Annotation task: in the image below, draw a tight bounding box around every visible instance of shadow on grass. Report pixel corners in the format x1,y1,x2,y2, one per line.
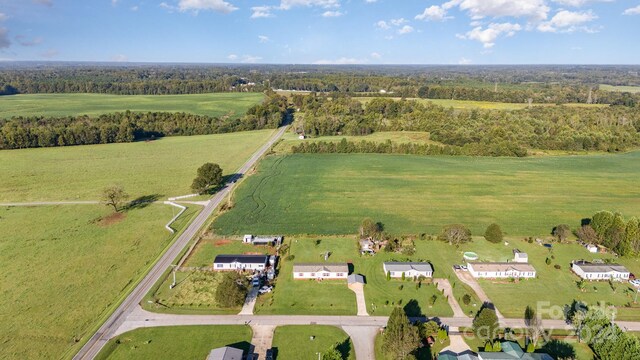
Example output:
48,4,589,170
404,299,423,317
124,194,164,211
202,174,244,195
336,337,353,360
541,339,576,359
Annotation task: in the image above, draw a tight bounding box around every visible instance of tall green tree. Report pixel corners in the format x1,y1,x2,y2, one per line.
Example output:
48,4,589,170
626,217,640,255
606,212,626,250
484,223,504,243
215,272,248,308
524,306,543,346
438,224,472,246
473,307,499,343
322,345,343,360
591,211,615,243
552,224,572,242
191,163,223,194
383,307,420,360
359,218,383,239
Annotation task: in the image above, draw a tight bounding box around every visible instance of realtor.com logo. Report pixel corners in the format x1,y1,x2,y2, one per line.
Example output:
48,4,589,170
463,301,622,345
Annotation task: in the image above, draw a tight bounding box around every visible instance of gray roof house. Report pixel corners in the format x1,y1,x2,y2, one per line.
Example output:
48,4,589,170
293,263,349,279
571,260,630,280
206,346,244,360
383,262,433,278
347,273,365,285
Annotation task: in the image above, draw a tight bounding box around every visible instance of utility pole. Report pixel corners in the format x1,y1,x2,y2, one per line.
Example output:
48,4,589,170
169,264,177,289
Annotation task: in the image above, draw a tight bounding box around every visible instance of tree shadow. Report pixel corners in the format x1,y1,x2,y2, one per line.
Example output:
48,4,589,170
203,173,243,195
404,299,424,317
124,194,163,211
541,340,576,359
336,337,352,360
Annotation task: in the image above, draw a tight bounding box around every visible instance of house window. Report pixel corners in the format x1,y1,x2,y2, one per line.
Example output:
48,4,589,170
337,273,344,277
323,273,330,277
216,264,223,268
298,273,304,277
258,265,264,268
311,273,315,277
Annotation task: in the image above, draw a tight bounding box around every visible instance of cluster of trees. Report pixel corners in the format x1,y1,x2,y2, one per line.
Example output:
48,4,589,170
0,94,287,149
215,272,249,308
438,224,472,246
294,96,640,155
381,307,421,360
575,211,640,257
191,163,223,194
571,306,640,359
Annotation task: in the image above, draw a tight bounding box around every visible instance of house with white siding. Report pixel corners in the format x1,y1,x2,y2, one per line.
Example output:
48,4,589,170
467,262,536,279
383,262,433,278
213,255,269,271
293,263,349,279
571,261,630,281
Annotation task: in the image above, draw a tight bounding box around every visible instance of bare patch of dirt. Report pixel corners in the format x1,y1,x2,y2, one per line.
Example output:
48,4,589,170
96,212,126,227
214,240,232,247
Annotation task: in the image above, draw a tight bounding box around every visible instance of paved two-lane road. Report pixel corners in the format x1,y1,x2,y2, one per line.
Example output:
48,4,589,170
73,126,288,360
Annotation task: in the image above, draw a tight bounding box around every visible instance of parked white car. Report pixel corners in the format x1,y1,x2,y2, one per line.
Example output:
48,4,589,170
629,279,640,287
258,286,273,294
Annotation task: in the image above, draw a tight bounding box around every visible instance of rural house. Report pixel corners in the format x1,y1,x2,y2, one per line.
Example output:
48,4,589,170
467,262,536,279
213,254,269,271
383,262,433,278
243,234,283,246
293,263,349,279
206,346,244,360
571,261,630,281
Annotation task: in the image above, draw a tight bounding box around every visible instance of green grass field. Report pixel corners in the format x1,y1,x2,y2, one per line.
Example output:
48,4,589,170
0,204,197,359
95,325,252,360
600,84,640,94
0,93,264,119
272,326,356,360
212,153,640,237
0,130,274,201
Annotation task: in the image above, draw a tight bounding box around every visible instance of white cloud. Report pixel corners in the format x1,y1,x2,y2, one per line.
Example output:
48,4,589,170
227,54,238,60
322,10,343,17
375,20,390,29
160,2,176,11
0,28,10,49
553,0,612,7
460,22,521,48
241,55,262,63
313,57,367,64
397,25,414,35
0,13,8,22
279,0,339,10
40,48,59,58
623,5,640,15
390,18,408,26
111,54,128,62
537,10,597,32
370,52,381,59
131,5,139,11
415,5,450,21
15,35,43,46
251,6,274,18
364,0,376,2
258,35,270,43
111,0,118,5
458,57,472,64
446,0,549,21
177,0,238,14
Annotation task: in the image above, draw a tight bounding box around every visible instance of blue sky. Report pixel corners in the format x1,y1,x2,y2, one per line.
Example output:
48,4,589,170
0,0,639,64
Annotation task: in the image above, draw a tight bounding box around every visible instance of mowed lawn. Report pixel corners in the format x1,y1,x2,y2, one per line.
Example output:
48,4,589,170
0,93,264,118
0,130,274,201
212,152,640,237
95,325,252,360
0,204,197,359
272,326,356,360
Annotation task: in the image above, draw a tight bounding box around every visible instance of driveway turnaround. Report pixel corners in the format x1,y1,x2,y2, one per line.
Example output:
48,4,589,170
73,126,288,360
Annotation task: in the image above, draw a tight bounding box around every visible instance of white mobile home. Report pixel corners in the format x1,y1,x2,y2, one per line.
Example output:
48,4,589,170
467,262,536,279
383,262,433,278
293,263,349,279
213,255,269,271
571,261,630,281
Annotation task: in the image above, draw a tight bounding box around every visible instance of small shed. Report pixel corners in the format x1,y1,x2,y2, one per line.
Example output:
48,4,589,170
586,244,598,253
207,346,244,360
512,249,528,263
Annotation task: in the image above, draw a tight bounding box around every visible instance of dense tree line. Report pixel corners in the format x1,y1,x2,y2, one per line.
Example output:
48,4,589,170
571,307,640,359
293,96,640,154
0,94,288,149
576,211,640,257
2,64,639,104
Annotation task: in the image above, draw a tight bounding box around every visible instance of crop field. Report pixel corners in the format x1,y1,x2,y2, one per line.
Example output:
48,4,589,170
600,84,640,94
95,325,252,360
213,152,640,237
271,325,355,360
0,93,264,119
0,204,197,359
0,130,274,202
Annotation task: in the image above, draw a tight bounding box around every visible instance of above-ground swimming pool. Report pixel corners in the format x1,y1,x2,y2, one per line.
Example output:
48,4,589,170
463,251,479,261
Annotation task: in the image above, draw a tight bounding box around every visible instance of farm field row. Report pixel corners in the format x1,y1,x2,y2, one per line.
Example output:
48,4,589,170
0,92,264,119
0,204,198,359
212,152,640,237
0,130,275,202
